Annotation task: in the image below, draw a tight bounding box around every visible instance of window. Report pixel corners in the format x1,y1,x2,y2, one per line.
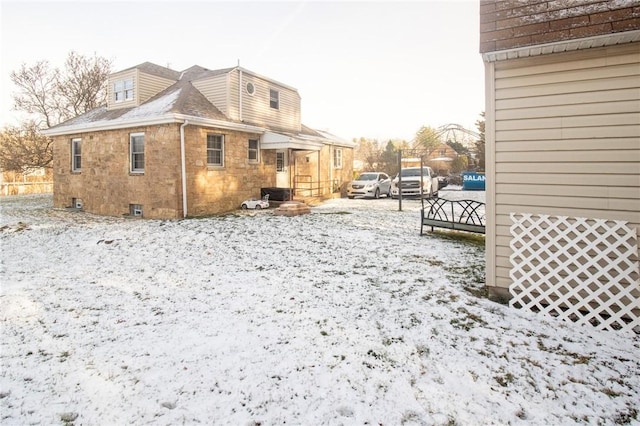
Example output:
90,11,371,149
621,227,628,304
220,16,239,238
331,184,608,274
439,149,446,156
114,78,134,102
333,148,343,169
248,139,259,162
130,133,145,173
276,151,286,172
71,138,81,172
207,134,224,166
269,89,279,109
130,204,143,217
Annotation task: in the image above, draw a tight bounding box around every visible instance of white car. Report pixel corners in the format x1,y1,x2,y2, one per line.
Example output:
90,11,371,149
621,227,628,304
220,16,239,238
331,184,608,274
347,172,392,199
241,195,269,210
391,166,439,198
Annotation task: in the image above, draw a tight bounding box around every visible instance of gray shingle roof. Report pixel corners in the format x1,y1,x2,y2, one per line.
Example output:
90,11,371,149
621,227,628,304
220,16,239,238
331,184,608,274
45,63,345,145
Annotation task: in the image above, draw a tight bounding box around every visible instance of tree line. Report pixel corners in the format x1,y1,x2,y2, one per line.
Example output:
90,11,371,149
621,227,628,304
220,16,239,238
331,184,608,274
353,118,485,178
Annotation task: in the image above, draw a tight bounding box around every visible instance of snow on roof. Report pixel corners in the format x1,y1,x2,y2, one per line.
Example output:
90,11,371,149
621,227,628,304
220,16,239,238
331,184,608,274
119,89,181,120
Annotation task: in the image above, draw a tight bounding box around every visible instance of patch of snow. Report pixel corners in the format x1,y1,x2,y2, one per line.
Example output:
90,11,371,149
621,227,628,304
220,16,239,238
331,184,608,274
0,193,638,425
119,89,181,120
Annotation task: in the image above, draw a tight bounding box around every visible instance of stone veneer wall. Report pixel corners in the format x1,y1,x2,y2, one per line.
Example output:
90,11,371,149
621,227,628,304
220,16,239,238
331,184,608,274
480,0,640,53
53,123,278,219
53,124,182,219
185,126,275,216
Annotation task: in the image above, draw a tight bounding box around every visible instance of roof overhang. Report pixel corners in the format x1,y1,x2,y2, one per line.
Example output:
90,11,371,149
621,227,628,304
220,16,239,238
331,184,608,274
41,113,354,154
41,113,266,137
261,132,324,151
482,29,640,62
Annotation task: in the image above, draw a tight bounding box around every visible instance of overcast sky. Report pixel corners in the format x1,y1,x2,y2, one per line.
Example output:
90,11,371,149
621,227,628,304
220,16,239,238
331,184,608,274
1,0,484,142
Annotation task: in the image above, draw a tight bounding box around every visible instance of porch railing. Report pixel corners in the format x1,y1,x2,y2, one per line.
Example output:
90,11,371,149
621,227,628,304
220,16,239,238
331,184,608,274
293,175,341,198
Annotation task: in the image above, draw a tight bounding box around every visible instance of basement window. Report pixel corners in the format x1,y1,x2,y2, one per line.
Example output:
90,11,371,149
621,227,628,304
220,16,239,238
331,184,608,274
72,198,83,210
129,204,143,217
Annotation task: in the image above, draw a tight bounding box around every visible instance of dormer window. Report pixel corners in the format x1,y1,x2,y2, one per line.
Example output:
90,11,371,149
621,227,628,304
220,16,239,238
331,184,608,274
114,78,134,102
269,89,279,109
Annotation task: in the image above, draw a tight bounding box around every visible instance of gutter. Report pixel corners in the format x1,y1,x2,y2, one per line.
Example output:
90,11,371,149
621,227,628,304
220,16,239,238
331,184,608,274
41,113,266,137
180,120,189,218
482,29,640,62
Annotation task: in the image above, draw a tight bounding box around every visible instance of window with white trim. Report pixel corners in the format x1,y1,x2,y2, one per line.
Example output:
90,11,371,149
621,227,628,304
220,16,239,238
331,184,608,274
333,148,343,169
207,134,224,166
248,139,259,162
114,78,134,102
130,133,145,173
71,138,81,172
269,89,279,109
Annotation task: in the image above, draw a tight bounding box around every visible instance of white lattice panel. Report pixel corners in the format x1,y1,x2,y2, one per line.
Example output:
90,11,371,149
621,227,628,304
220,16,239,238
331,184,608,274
509,213,640,332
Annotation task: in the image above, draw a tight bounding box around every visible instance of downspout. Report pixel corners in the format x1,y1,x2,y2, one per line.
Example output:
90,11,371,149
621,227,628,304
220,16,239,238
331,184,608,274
238,66,243,122
180,120,189,218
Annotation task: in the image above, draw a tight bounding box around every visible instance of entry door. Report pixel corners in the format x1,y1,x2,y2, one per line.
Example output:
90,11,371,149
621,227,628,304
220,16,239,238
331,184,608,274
276,150,289,188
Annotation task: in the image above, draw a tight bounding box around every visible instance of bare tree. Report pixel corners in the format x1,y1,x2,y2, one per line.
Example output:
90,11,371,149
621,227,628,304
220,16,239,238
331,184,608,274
10,60,62,128
56,51,111,118
0,121,53,172
11,51,112,128
5,51,112,172
356,137,383,170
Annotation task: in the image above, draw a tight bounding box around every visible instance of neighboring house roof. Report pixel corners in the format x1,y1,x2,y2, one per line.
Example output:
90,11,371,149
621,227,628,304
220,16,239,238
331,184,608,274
42,63,351,150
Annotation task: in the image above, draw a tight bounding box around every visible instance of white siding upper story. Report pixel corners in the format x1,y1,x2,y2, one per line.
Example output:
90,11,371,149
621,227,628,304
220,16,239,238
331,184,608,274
486,42,640,289
138,72,177,104
106,69,138,110
203,68,301,133
107,69,177,111
192,73,229,116
106,65,302,134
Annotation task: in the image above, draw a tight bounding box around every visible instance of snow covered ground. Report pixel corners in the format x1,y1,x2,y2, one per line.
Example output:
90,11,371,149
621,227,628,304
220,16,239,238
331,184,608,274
1,192,638,425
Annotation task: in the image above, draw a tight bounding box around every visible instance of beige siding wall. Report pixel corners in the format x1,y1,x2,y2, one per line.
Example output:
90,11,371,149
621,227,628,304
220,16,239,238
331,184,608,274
229,70,301,133
192,69,302,133
487,42,640,290
192,74,229,116
108,69,177,110
106,69,138,111
138,72,177,104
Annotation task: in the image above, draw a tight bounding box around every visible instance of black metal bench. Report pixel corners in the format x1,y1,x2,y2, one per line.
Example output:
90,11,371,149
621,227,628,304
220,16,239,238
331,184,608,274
420,197,486,235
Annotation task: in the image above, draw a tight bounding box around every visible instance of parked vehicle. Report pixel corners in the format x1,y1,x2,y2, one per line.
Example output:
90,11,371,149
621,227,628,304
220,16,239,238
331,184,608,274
391,166,439,198
241,195,270,209
347,172,392,199
437,175,449,189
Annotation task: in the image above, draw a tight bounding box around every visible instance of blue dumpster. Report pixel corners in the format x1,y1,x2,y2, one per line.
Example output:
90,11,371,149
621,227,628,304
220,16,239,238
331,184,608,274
462,172,485,191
